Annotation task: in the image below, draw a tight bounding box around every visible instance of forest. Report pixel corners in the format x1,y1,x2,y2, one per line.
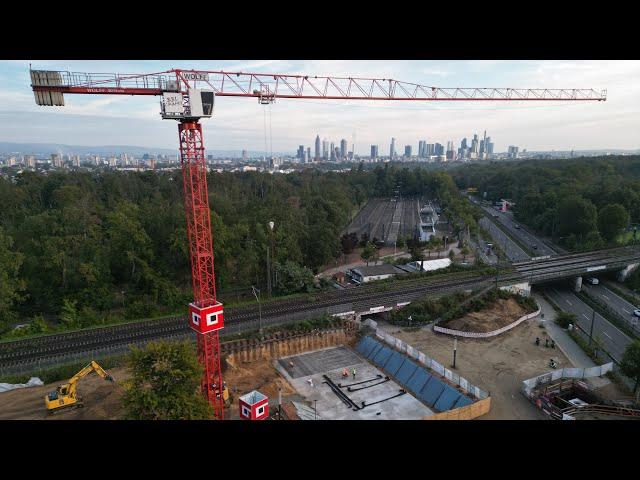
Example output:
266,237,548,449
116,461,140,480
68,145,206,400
451,156,640,251
0,163,472,335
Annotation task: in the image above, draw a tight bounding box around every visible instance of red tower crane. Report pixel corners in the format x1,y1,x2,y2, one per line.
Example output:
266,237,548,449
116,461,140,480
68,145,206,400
29,67,607,420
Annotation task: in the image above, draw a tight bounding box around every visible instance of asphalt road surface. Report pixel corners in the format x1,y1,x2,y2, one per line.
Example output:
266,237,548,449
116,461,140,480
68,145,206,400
478,217,530,262
481,205,557,257
582,282,640,332
545,287,632,363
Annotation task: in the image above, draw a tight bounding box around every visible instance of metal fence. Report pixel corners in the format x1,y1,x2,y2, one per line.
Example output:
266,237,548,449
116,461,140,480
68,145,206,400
521,363,614,396
374,329,489,400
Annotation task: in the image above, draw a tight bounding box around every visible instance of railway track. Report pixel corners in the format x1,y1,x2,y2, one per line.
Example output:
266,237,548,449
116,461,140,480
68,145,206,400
0,271,507,369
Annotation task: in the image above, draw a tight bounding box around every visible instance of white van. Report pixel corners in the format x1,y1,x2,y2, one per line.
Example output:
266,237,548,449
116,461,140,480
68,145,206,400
586,277,599,285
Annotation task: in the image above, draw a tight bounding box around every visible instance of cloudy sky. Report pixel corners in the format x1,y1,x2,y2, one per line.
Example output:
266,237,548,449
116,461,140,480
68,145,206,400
1,60,638,154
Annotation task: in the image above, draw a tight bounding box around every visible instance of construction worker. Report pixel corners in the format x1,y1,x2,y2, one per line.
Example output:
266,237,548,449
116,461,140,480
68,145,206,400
307,378,314,388
535,337,540,346
545,338,549,348
342,368,349,378
551,340,555,349
352,368,357,380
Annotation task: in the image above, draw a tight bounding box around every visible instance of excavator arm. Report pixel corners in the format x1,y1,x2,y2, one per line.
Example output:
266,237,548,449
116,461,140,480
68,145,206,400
45,361,114,412
65,361,114,398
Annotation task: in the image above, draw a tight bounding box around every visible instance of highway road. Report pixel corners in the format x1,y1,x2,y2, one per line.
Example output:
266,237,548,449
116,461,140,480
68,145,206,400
544,287,632,363
481,205,557,257
478,217,530,262
582,282,640,332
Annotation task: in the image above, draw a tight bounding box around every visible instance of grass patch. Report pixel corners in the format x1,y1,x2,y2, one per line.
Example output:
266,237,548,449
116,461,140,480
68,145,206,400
0,355,127,385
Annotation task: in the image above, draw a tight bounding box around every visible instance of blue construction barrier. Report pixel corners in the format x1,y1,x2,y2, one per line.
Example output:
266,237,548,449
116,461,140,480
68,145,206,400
453,395,474,409
366,342,383,360
382,351,405,377
405,368,432,395
356,337,377,359
355,336,476,413
395,358,419,385
418,377,446,407
434,385,462,412
372,346,393,368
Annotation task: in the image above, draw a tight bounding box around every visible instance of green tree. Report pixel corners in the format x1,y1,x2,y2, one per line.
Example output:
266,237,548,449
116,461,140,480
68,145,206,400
597,203,629,242
0,227,25,330
59,298,80,328
557,195,598,241
122,340,213,420
361,242,376,265
555,311,577,329
274,261,315,294
620,340,640,394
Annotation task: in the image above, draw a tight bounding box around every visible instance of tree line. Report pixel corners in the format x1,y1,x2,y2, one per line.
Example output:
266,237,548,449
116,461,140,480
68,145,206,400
0,164,477,335
450,156,640,251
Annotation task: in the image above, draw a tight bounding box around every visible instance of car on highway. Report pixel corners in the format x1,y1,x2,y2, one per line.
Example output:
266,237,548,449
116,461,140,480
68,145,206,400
514,224,521,229
531,244,538,250
634,309,640,318
586,277,599,285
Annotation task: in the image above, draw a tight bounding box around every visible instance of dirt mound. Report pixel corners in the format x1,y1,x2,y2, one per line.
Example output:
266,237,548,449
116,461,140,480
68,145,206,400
440,298,528,333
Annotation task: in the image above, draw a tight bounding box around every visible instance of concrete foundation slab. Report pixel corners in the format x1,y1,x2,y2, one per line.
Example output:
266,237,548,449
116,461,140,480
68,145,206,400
278,346,434,420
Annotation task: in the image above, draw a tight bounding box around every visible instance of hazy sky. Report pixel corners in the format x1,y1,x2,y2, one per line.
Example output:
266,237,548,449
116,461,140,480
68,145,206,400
1,60,638,154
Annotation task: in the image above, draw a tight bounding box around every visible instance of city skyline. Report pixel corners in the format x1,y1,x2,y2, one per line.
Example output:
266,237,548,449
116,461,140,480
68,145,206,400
0,60,638,153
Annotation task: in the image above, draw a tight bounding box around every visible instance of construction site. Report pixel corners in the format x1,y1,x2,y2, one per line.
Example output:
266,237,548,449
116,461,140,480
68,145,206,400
3,65,631,422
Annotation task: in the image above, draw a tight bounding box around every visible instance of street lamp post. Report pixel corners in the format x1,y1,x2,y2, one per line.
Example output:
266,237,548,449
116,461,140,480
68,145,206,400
267,221,275,297
452,336,458,369
588,308,596,346
252,285,262,334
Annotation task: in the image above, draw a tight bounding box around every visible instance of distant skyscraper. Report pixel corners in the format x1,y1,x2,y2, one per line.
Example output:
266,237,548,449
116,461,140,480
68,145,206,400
334,146,340,161
435,143,444,156
508,146,519,159
307,147,311,162
471,134,479,154
315,135,321,161
371,145,379,158
340,139,348,160
50,153,62,168
425,144,434,157
297,145,304,160
322,139,329,160
404,145,412,158
390,137,396,159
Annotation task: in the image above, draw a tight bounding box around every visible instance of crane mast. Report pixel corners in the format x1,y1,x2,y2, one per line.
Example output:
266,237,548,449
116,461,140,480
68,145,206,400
29,66,606,421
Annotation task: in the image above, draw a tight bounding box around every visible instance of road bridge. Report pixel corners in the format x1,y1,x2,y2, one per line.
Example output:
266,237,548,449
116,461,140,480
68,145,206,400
513,246,640,286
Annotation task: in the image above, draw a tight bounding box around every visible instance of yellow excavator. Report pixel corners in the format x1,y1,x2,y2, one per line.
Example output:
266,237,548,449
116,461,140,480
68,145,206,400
44,361,115,414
